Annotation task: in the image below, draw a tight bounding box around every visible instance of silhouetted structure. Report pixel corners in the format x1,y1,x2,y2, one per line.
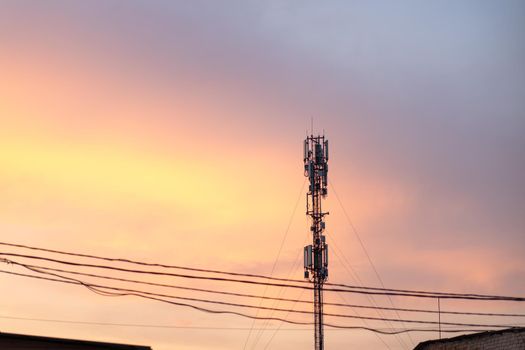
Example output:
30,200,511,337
414,328,525,350
0,332,152,350
303,134,329,350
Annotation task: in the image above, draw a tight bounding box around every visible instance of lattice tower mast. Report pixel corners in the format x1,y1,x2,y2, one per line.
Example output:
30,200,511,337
303,134,329,350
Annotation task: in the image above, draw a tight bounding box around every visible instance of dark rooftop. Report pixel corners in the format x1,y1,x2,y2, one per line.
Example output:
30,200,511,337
0,332,152,350
414,327,525,349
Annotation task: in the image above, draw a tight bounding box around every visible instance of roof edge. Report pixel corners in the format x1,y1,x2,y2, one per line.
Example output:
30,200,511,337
414,327,525,349
0,331,152,350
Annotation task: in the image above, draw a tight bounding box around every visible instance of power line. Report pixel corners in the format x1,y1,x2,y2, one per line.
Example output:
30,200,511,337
2,252,523,301
330,179,416,347
2,268,326,327
0,267,518,330
262,289,307,350
251,232,311,349
1,314,508,335
0,315,286,330
0,241,283,281
1,242,523,301
328,239,405,349
6,259,521,319
243,179,305,350
331,281,394,350
327,233,408,349
255,237,308,349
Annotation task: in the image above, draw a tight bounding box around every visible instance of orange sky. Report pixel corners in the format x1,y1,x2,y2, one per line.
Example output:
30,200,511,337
1,2,524,350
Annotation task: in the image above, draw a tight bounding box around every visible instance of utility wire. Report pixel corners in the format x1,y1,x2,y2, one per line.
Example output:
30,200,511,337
3,314,517,333
0,315,310,330
5,259,520,319
1,269,321,327
243,179,305,350
2,253,523,301
0,267,518,329
332,280,393,350
251,232,310,349
328,240,399,349
257,232,313,350
327,233,409,349
262,289,307,350
330,179,416,347
1,242,523,301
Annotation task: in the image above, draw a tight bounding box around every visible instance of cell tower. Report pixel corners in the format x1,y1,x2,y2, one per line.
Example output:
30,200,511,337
303,134,329,350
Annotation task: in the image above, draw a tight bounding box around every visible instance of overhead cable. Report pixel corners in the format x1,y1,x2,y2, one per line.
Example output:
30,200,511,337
2,252,524,302
0,268,517,330
1,242,523,301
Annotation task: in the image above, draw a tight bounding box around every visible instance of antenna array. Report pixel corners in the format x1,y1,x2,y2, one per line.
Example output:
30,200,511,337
303,134,329,350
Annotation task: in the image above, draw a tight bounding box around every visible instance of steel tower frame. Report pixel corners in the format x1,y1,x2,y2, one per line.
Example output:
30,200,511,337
303,134,329,350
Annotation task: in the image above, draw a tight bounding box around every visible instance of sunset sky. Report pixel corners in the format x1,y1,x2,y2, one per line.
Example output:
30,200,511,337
1,1,524,349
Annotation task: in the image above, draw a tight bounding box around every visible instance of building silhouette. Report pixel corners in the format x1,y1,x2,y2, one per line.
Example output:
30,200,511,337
414,328,525,350
0,332,152,350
